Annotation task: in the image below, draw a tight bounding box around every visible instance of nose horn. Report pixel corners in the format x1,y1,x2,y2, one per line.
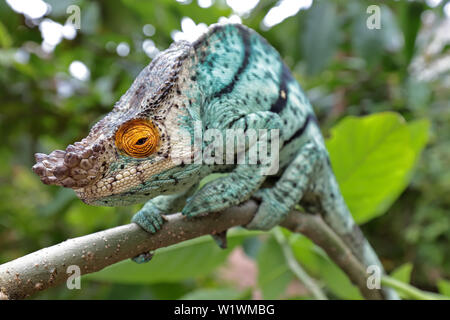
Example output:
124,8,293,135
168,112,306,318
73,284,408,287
32,145,98,189
32,150,65,186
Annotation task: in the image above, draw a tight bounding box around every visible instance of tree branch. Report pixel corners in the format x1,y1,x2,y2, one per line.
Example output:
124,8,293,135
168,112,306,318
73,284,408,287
0,200,384,300
273,227,328,300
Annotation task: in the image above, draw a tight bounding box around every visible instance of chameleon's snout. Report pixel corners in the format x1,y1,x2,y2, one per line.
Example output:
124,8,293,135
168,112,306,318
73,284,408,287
32,141,103,189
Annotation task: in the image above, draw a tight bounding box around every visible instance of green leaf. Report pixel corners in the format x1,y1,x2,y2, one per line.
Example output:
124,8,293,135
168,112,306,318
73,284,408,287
391,263,413,283
408,119,431,156
85,229,259,284
326,112,429,224
179,288,245,300
398,1,425,64
437,280,450,297
0,21,12,48
302,1,339,75
317,257,362,300
257,236,293,299
290,234,362,300
289,235,322,277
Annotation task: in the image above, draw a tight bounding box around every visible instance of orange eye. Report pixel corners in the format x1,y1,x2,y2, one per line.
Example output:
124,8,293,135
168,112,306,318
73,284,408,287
115,119,159,158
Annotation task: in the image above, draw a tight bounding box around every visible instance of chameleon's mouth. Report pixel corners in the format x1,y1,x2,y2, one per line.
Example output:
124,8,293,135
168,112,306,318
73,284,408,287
32,142,103,189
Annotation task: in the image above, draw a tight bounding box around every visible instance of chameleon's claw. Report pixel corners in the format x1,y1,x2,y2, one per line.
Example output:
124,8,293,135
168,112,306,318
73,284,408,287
132,205,164,234
211,230,228,249
132,251,154,264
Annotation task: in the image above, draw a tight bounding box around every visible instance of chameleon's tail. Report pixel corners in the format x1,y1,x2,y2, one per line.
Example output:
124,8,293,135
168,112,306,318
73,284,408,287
318,171,400,300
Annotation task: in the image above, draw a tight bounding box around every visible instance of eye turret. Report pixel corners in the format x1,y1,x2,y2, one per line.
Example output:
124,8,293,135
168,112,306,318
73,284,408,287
115,119,159,158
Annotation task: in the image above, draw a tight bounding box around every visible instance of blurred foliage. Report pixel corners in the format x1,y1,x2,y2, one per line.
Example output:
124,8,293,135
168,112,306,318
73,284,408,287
0,0,449,299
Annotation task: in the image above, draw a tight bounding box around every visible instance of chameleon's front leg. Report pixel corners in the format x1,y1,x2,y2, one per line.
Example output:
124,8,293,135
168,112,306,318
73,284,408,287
245,142,323,230
182,164,266,217
130,184,198,263
132,183,199,233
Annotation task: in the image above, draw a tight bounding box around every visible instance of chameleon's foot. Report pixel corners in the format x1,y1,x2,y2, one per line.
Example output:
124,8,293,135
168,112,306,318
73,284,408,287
132,251,154,264
246,188,289,231
131,204,163,264
211,230,228,249
132,203,164,234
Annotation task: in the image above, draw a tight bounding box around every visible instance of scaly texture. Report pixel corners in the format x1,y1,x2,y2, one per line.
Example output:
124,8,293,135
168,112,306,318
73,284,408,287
32,24,398,299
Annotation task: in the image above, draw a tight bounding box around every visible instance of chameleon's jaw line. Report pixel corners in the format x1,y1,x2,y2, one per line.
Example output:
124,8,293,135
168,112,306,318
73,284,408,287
32,141,104,189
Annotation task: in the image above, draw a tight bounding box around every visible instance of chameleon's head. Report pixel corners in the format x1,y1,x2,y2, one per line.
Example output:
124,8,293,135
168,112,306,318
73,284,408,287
32,41,200,206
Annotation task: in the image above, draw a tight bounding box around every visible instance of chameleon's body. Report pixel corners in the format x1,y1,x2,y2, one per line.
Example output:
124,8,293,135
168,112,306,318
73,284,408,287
33,24,397,299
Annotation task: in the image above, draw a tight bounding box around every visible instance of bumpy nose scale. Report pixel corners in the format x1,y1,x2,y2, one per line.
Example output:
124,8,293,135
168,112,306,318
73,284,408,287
32,141,102,189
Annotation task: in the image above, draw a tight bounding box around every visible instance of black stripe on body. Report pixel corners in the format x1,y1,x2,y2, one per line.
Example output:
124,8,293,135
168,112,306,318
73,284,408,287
270,63,291,114
213,28,251,98
284,113,318,145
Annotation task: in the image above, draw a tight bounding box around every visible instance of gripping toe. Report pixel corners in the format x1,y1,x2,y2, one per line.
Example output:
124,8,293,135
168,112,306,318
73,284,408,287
132,205,164,234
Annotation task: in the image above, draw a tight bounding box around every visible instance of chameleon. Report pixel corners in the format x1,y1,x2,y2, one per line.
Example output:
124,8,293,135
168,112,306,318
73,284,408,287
32,23,398,299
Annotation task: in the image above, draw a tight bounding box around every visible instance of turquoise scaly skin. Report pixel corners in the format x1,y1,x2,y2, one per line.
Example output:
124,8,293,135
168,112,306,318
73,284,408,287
32,24,398,299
